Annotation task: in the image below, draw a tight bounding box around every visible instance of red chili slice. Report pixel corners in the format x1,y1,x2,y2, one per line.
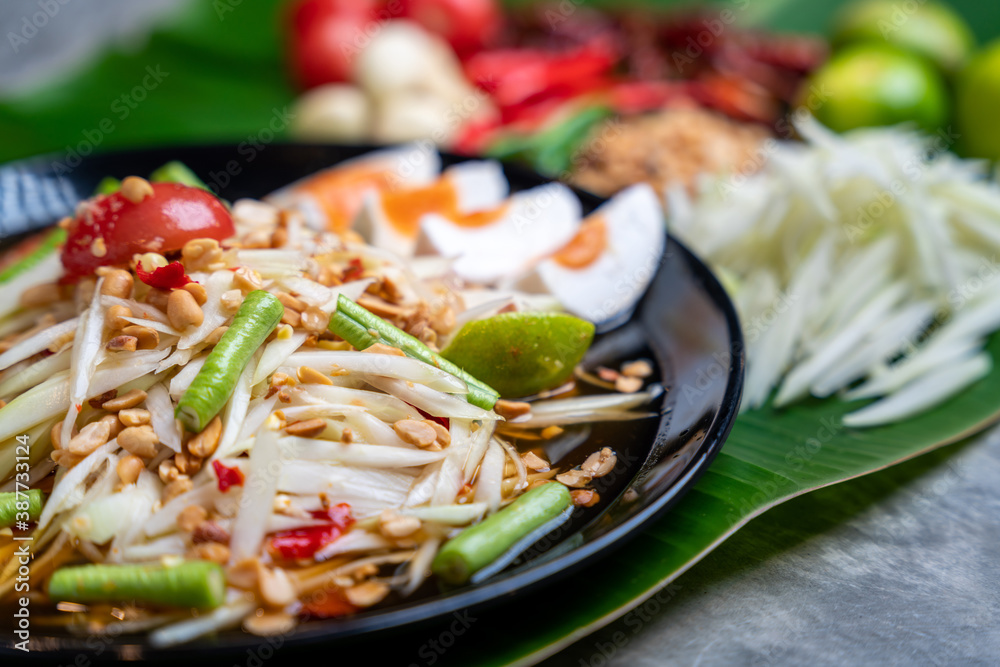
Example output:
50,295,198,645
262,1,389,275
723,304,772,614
135,261,194,290
211,460,245,492
268,503,354,560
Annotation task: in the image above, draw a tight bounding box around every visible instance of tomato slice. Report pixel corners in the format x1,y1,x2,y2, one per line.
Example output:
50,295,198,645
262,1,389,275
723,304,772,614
267,503,355,560
61,182,233,280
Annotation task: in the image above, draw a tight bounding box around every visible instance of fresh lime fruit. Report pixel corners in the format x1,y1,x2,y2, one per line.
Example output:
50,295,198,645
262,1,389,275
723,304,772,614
956,39,1000,161
805,43,950,133
831,0,975,74
441,312,594,398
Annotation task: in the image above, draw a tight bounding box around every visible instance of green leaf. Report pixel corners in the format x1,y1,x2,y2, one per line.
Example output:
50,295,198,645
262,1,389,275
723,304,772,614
0,0,294,164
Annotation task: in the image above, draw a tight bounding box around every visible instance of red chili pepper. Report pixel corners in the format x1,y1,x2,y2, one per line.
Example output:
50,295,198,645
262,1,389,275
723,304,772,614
135,261,195,290
268,503,354,560
341,258,364,282
211,460,245,492
465,40,617,110
452,117,503,155
607,80,693,115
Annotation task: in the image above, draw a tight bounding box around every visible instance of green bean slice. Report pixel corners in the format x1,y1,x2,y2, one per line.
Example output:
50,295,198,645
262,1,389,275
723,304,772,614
176,289,283,432
432,482,572,585
48,561,226,609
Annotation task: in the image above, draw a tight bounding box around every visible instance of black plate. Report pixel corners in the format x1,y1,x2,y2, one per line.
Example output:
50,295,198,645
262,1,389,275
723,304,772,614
0,144,744,662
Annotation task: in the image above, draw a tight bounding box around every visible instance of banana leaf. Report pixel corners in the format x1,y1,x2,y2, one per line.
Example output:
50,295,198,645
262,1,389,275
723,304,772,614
2,1,1000,664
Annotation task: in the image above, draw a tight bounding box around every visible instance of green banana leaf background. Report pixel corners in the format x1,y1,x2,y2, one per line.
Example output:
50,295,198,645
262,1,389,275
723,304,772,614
2,0,1000,664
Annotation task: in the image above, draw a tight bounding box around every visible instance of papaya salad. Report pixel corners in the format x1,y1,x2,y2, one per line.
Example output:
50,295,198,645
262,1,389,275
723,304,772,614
0,145,665,645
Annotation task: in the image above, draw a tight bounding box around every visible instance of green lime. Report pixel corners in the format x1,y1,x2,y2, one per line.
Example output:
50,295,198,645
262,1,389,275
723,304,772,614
805,43,950,133
441,312,594,399
832,0,975,74
956,39,1000,161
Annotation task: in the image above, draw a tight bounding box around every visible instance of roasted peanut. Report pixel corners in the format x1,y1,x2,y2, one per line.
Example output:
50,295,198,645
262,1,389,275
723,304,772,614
99,269,133,299
233,267,262,292
50,420,64,450
162,477,192,504
190,542,230,564
555,469,593,488
615,375,643,394
158,458,181,484
296,366,333,385
181,238,223,271
494,400,531,421
102,388,147,411
522,451,550,472
259,567,296,607
120,176,154,204
187,416,222,458
244,611,295,637
120,325,159,350
67,420,111,456
177,505,208,532
117,408,151,427
167,288,204,330
118,425,159,458
393,419,437,448
581,447,616,478
116,455,145,485
220,289,243,313
99,413,124,439
106,335,138,352
423,420,451,447
378,510,421,538
275,292,306,312
192,520,230,545
174,449,202,476
570,489,600,507
182,282,208,305
106,304,133,331
51,449,84,468
345,581,389,608
299,307,329,334
285,418,326,438
280,308,300,328
621,359,653,379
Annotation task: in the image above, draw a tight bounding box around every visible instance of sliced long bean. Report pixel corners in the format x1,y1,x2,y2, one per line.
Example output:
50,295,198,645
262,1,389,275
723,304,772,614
431,482,572,585
0,489,43,527
331,295,499,409
0,228,66,283
176,290,283,431
48,561,226,609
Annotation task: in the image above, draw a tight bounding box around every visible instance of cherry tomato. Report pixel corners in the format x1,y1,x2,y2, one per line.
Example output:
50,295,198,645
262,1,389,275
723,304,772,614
400,0,502,57
288,0,380,88
61,182,233,280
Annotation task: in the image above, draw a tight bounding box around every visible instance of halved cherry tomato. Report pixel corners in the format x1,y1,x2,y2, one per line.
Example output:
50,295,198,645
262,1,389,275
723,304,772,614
60,182,233,280
288,0,381,88
400,0,502,57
